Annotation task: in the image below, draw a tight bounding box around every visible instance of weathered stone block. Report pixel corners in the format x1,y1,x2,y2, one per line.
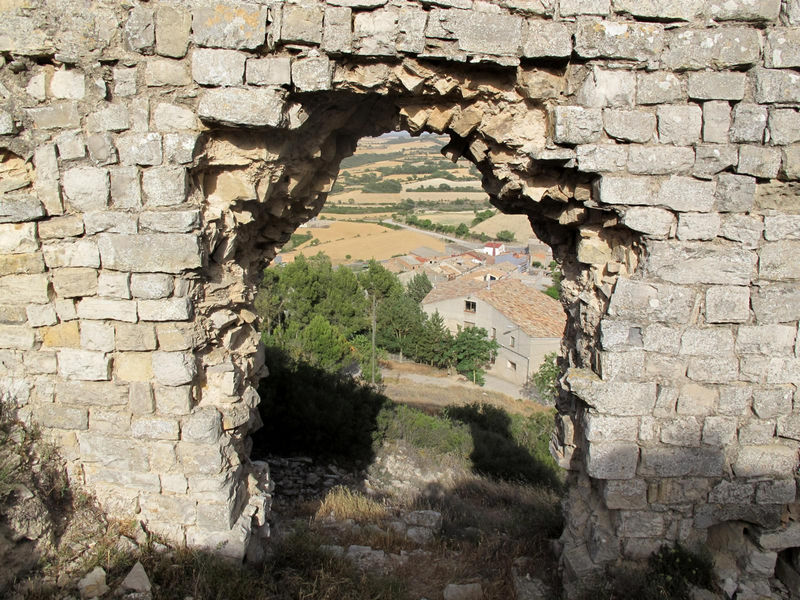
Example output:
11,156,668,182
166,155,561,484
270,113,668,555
27,102,81,130
86,133,119,167
152,351,196,386
657,105,702,146
561,0,609,15
662,28,762,70
603,109,654,143
680,328,734,356
720,213,764,247
733,445,797,478
577,68,635,108
575,20,663,61
116,323,157,352
62,167,109,212
0,273,49,304
38,215,84,240
125,6,154,53
156,6,191,58
154,385,192,416
708,0,781,21
768,109,800,146
621,207,675,238
715,173,755,212
730,104,767,144
636,71,683,105
566,368,656,415
613,0,702,21
79,433,148,471
0,324,34,349
144,59,191,87
164,133,199,165
80,321,115,352
765,215,800,241
58,348,111,381
688,72,746,101
603,479,647,510
608,278,694,323
646,241,756,285
51,268,97,298
291,56,333,92
586,442,639,479
553,107,602,145
110,167,142,210
192,3,267,49
153,104,197,133
702,416,737,446
446,10,523,57
116,352,154,382
523,20,571,58
113,67,137,98
756,479,796,504
677,383,719,415
142,167,187,207
0,253,45,276
0,223,38,255
246,57,291,86
42,240,100,269
706,285,750,323
0,195,45,224
702,101,731,144
754,68,800,103
99,234,201,274
138,298,192,322
760,241,800,280
576,144,627,173
677,213,720,241
131,416,179,440
130,382,154,415
139,210,199,234
116,133,163,167
130,274,173,300
686,356,740,383
38,404,88,430
694,145,738,179
176,442,224,475
98,272,131,300
658,176,716,212
77,298,138,323
752,387,793,418
156,323,193,351
198,88,287,128
182,409,222,444
192,49,245,87
280,3,324,45
640,447,726,477
628,145,695,174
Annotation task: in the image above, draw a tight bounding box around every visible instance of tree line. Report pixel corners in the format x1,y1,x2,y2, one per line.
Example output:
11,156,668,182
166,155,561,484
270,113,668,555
254,253,498,385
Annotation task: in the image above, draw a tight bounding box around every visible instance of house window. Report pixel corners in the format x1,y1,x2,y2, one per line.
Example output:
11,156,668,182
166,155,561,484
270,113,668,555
507,360,517,371
509,335,516,348
465,300,476,313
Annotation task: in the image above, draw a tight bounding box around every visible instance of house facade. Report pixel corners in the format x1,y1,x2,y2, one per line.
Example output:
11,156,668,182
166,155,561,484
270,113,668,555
421,277,565,387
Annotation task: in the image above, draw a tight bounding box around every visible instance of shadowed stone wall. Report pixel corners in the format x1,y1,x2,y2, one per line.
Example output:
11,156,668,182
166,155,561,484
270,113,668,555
1,0,799,593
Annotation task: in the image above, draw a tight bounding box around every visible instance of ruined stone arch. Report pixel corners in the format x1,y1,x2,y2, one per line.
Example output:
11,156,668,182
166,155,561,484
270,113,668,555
2,0,800,594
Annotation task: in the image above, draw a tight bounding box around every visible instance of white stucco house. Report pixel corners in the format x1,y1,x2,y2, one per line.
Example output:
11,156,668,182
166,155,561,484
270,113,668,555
421,277,565,387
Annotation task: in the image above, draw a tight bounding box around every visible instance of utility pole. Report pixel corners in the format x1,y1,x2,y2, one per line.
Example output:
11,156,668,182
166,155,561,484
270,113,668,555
371,294,377,385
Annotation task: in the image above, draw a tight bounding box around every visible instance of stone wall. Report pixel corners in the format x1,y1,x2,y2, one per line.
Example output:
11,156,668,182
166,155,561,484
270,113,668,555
1,0,799,592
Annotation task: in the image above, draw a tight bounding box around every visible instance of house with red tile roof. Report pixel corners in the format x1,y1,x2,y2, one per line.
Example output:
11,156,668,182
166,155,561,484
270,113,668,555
421,276,565,387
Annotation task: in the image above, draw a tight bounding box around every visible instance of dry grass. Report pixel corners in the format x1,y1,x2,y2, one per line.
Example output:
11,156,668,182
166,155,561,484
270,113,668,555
327,189,488,206
470,213,535,241
316,486,389,524
382,360,448,377
417,210,475,227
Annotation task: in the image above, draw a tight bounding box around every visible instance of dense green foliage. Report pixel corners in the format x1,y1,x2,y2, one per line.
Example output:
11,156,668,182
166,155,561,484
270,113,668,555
495,229,516,242
544,261,562,300
405,272,433,304
530,352,559,405
279,231,313,253
362,180,403,193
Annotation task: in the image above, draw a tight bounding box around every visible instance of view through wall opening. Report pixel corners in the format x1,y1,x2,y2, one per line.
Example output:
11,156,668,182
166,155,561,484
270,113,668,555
246,129,570,595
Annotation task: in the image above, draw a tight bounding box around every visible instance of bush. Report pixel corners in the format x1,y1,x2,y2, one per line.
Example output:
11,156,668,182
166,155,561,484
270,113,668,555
374,404,472,459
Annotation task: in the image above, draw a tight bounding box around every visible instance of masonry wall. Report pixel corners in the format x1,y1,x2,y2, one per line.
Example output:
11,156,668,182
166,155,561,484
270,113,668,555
1,0,799,593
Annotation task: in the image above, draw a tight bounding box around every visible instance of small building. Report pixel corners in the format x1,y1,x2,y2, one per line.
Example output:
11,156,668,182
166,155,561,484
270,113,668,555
421,276,565,387
481,241,505,256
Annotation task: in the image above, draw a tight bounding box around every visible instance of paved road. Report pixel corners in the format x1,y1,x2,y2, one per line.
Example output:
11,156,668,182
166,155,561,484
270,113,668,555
383,219,483,250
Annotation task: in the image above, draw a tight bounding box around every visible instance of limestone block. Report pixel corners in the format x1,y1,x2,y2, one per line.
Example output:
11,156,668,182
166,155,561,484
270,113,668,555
584,414,639,442
575,20,663,61
714,173,755,212
154,385,192,416
636,72,683,105
142,167,187,207
191,49,245,87
182,409,222,444
116,132,162,166
125,6,154,53
720,214,764,246
130,274,173,300
115,323,157,352
198,88,287,128
38,404,88,430
693,144,738,179
51,268,97,298
603,109,654,143
152,351,196,386
754,68,800,103
702,102,731,144
291,56,333,92
139,210,199,234
62,167,109,212
157,323,193,351
708,0,781,21
80,321,115,352
138,298,192,322
646,240,755,285
680,329,734,357
778,415,800,441
27,102,81,130
192,3,267,49
616,510,666,538
657,105,702,146
0,273,50,304
0,223,38,254
447,10,523,57
561,0,609,14
553,106,602,145
86,134,119,167
98,272,131,299
737,325,796,355
113,67,137,97
627,145,694,174
42,322,80,350
49,69,85,100
130,382,154,415
608,278,695,323
576,144,627,172
156,6,191,58
395,7,425,54
730,104,767,144
115,352,154,382
278,2,323,45
764,29,800,71
58,348,111,381
733,445,797,478
176,442,224,475
0,195,45,224
702,416,737,446
42,240,100,269
688,72,746,102
110,167,142,210
321,6,351,54
246,57,291,86
79,432,148,470
577,68,636,109
77,298,137,323
566,369,656,415
640,446,726,477
82,212,135,237
752,387,793,419
603,479,647,510
756,479,796,504
0,253,45,276
164,133,198,165
677,213,720,240
152,103,197,133
708,480,754,504
55,130,86,161
0,110,13,135
718,385,752,416
38,216,84,241
768,109,800,146
760,241,800,280
0,324,34,349
706,285,750,323
585,442,638,479
131,416,179,440
522,20,571,58
686,356,740,383
612,0,702,20
662,28,762,70
622,206,676,238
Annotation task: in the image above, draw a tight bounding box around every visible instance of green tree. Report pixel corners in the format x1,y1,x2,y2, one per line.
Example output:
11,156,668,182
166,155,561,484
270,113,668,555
496,230,515,242
451,326,499,386
415,311,453,367
377,291,425,361
544,260,562,300
300,315,351,372
358,259,402,300
530,352,559,405
405,272,433,304
318,266,368,338
455,222,469,237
